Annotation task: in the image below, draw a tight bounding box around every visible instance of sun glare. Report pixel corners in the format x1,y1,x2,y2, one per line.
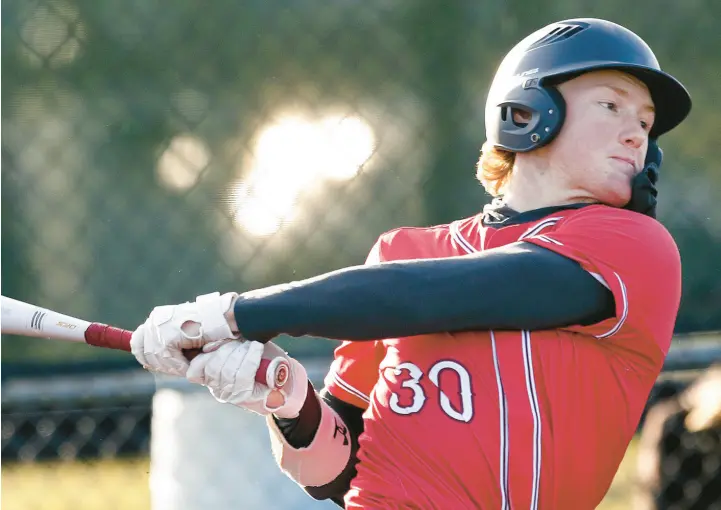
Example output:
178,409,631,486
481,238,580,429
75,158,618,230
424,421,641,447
229,114,375,236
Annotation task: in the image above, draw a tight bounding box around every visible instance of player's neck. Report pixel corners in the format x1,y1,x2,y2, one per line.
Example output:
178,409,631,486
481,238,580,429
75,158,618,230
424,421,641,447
503,165,598,213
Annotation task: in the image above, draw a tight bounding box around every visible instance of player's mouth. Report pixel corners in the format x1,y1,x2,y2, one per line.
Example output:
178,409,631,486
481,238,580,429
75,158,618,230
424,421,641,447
610,156,638,174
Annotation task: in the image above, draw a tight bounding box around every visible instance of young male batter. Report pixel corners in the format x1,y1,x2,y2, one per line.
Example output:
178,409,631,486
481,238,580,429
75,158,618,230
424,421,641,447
130,18,692,509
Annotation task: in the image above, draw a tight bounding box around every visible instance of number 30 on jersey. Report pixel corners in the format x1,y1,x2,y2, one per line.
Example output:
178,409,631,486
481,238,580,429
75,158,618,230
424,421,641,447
388,361,474,422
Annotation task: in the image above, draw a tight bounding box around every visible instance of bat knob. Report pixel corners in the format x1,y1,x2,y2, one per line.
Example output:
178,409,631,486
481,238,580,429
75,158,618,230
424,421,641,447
272,360,290,388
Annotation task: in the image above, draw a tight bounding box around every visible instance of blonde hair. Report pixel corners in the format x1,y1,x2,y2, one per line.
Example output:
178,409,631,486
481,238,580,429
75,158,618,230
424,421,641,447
476,141,516,197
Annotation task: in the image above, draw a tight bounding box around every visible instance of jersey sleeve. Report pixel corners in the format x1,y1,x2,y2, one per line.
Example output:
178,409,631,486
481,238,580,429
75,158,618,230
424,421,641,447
522,206,682,358
323,340,384,409
323,239,386,409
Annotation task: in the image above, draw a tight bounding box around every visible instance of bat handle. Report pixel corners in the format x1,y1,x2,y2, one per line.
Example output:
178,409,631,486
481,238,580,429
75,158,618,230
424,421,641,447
84,323,290,389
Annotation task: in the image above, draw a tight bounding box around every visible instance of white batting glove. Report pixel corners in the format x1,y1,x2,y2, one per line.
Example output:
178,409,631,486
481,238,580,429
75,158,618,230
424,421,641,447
186,340,308,418
130,292,240,377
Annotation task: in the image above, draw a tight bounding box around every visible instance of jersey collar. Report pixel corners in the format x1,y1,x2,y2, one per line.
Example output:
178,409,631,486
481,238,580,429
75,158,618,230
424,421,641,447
481,198,592,227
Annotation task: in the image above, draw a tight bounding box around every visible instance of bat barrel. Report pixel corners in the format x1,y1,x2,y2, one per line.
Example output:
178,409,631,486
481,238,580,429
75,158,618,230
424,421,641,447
1,296,90,342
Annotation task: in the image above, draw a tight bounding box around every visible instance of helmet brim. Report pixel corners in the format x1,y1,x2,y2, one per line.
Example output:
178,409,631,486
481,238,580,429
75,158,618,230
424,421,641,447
545,62,692,137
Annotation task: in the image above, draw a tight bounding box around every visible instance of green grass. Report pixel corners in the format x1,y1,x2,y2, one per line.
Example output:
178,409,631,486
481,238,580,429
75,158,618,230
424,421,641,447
2,440,640,510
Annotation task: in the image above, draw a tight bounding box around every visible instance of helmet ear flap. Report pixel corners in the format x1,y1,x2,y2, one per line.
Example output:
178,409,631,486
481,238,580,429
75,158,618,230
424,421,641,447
492,83,566,152
539,85,566,148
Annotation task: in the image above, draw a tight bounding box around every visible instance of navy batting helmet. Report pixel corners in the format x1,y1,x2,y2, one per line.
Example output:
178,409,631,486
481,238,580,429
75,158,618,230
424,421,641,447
484,18,692,152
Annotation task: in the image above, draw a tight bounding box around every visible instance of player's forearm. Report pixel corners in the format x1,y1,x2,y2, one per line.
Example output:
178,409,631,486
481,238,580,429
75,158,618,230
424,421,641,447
230,242,614,342
273,381,323,448
268,386,363,504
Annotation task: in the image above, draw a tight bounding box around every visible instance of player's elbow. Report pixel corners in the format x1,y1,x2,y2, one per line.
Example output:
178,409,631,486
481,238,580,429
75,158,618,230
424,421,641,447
303,469,358,502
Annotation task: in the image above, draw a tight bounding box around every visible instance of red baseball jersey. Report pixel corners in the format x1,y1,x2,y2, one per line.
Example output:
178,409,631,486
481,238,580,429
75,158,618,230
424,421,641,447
324,204,681,509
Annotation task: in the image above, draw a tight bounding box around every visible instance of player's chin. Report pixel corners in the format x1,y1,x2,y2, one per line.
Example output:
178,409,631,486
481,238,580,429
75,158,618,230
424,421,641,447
596,183,632,209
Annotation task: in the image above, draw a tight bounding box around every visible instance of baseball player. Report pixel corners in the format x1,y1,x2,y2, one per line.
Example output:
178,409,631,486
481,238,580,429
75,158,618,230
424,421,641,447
131,18,692,509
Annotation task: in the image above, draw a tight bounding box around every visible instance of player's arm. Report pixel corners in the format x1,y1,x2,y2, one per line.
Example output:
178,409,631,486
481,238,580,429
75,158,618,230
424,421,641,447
227,241,614,342
267,383,365,507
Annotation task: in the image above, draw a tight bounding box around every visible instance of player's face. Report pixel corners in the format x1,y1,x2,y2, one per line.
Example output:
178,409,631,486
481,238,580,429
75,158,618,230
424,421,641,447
546,70,655,207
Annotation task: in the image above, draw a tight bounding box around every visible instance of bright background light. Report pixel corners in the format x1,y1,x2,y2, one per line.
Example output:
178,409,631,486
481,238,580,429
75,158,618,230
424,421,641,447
229,113,376,236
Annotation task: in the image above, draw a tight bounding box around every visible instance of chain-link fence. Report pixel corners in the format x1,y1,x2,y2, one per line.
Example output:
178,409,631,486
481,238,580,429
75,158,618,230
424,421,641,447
652,416,721,509
2,365,155,510
634,364,721,510
3,1,721,509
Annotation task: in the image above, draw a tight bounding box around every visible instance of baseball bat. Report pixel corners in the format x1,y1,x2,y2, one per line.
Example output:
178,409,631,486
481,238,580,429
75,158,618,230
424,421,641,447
0,296,290,389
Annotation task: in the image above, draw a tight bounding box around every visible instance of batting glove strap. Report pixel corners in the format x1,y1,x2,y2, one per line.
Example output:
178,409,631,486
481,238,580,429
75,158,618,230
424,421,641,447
267,395,352,488
195,292,240,342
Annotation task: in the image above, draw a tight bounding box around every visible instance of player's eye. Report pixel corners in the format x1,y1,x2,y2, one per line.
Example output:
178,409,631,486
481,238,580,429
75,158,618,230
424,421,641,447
640,112,655,132
599,101,618,112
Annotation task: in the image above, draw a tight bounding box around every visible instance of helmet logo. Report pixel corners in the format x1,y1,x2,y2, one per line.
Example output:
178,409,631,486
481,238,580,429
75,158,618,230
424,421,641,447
527,23,588,50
